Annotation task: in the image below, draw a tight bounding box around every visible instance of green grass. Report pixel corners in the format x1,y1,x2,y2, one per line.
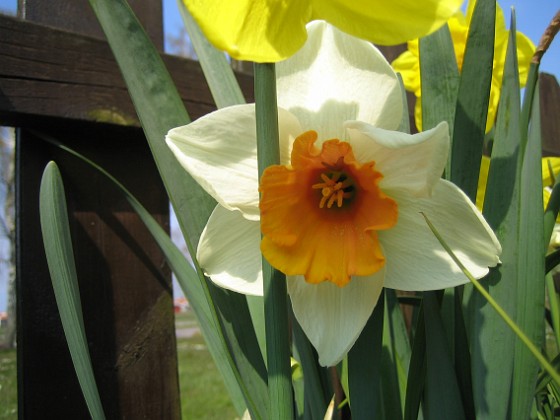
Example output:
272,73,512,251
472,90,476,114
0,346,17,419
0,312,237,419
175,311,238,419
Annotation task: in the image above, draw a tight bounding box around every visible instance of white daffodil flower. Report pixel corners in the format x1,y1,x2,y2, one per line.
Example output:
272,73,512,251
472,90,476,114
166,21,502,367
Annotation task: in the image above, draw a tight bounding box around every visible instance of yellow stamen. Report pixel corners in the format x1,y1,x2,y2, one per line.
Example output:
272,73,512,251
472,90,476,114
312,171,353,209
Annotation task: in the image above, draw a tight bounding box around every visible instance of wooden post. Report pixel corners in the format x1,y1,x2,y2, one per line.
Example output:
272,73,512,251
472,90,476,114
0,1,249,416
540,73,560,157
14,0,178,417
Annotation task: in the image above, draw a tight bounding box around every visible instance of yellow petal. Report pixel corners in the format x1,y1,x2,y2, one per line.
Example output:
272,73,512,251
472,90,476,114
184,0,312,62
516,32,537,86
391,47,421,94
312,0,464,46
185,0,463,62
392,0,536,133
543,158,560,189
476,156,491,210
476,157,560,211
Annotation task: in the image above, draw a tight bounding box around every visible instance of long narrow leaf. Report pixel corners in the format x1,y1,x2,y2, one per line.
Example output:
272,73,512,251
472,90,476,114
404,305,426,420
39,162,106,420
423,292,465,420
291,309,330,419
510,75,545,419
468,13,521,418
450,0,496,200
384,289,412,414
422,212,559,388
347,291,385,418
419,22,459,140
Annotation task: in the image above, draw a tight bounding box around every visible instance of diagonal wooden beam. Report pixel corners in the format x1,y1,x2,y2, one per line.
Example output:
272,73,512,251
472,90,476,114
0,14,253,128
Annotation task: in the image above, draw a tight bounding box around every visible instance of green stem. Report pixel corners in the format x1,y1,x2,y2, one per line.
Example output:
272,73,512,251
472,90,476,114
254,62,294,419
421,212,560,387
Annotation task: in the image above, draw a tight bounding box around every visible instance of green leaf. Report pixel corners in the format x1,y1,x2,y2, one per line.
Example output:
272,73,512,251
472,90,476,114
348,291,385,418
396,74,411,134
177,0,246,109
450,0,496,200
510,74,545,419
546,249,560,274
421,211,559,388
423,292,465,420
545,273,560,349
520,63,539,137
87,2,268,416
88,0,211,251
384,289,412,414
456,293,475,417
39,162,106,420
380,292,406,419
467,12,521,419
404,305,426,420
419,21,459,149
291,308,330,420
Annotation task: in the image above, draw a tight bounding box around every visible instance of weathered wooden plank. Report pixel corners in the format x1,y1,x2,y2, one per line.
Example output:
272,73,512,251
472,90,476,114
17,124,180,418
11,2,199,418
17,0,164,48
0,14,254,127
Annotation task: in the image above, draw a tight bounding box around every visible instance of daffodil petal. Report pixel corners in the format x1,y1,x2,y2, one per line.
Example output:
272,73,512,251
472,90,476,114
277,21,402,140
184,0,312,62
516,32,537,85
287,270,384,367
312,0,463,46
543,158,560,188
391,0,536,134
197,205,263,296
391,47,421,94
476,156,491,210
345,121,449,197
380,180,501,291
166,104,302,220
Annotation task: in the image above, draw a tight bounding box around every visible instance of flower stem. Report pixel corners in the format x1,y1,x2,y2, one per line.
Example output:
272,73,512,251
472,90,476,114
421,212,560,387
254,62,294,420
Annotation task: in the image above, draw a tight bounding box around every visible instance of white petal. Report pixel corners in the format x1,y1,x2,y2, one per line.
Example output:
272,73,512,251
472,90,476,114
197,205,263,296
166,104,302,220
288,271,384,367
277,21,402,141
379,180,502,291
346,121,449,197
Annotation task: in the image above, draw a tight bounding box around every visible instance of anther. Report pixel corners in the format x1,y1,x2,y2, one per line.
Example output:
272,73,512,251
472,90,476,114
313,171,354,209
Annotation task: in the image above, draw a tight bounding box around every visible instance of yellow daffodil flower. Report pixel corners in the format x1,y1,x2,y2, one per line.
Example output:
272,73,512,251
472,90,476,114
184,0,464,62
392,0,535,133
476,155,560,212
166,22,501,366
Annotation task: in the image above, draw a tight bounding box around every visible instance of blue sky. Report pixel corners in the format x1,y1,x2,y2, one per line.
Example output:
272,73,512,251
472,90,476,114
0,1,558,310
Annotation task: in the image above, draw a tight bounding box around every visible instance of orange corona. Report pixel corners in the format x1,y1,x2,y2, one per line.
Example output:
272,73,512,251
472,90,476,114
259,130,399,286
